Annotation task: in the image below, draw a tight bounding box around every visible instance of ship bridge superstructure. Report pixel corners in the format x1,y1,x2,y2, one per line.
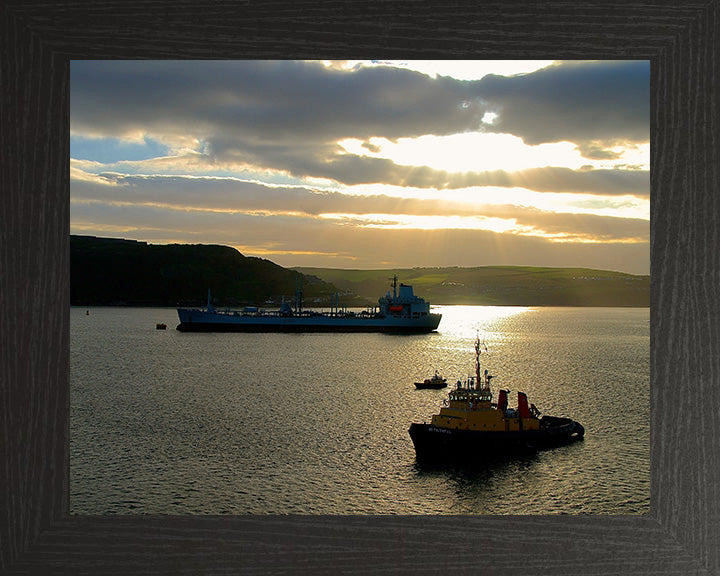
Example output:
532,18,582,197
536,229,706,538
377,276,433,319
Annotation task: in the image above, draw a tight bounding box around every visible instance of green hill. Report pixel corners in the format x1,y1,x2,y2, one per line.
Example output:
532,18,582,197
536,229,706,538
70,235,340,307
292,266,650,307
71,236,649,307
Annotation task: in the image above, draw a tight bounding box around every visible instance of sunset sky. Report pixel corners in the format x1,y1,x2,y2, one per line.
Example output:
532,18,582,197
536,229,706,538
70,60,649,274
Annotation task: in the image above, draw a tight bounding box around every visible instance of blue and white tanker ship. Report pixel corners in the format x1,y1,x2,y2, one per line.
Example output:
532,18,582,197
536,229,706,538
176,276,442,333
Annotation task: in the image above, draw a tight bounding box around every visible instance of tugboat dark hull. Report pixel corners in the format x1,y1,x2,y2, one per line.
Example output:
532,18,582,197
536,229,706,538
408,416,584,462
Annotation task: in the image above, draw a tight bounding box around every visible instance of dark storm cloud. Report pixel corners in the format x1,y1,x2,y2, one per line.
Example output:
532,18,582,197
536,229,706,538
71,60,649,184
478,60,649,148
71,60,483,144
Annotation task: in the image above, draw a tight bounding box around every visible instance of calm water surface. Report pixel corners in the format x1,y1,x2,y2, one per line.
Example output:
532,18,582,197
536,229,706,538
70,305,649,515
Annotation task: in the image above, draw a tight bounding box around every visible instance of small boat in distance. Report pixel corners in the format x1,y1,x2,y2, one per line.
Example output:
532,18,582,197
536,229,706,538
409,336,584,463
414,371,448,389
176,275,441,333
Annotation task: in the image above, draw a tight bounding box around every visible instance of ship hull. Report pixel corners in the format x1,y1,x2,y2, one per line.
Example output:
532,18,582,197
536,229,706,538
176,309,441,333
408,416,584,462
177,321,439,333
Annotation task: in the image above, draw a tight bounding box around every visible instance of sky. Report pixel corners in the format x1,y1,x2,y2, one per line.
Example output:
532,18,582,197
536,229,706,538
70,60,650,274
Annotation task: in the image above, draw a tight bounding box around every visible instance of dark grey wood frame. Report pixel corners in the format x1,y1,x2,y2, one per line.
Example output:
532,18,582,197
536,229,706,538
2,1,718,574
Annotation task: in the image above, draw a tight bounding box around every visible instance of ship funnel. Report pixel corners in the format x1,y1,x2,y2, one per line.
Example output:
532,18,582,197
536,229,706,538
517,392,531,419
497,389,509,412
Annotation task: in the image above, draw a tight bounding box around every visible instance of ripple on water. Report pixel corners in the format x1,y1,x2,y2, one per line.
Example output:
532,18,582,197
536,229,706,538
70,306,649,515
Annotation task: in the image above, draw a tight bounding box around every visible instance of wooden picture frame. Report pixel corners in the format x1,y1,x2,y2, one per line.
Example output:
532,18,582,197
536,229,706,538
2,1,718,573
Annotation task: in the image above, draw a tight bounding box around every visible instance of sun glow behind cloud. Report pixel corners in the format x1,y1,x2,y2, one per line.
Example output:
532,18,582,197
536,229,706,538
314,212,646,244
338,133,649,173
318,212,526,233
337,183,649,220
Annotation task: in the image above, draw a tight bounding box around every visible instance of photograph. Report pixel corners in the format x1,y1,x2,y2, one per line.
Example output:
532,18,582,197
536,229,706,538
4,1,719,572
69,60,650,515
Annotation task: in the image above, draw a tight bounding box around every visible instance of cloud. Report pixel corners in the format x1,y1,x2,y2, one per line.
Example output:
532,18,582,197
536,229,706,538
75,153,648,198
71,60,649,183
295,158,648,196
71,170,643,218
477,60,649,153
71,171,648,249
71,60,482,144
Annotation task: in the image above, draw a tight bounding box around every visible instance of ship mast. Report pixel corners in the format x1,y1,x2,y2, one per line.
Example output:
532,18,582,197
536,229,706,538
475,334,481,389
475,334,492,400
294,274,303,314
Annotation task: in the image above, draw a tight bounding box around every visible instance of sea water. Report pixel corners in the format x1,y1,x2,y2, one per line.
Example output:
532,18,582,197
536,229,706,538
70,305,650,515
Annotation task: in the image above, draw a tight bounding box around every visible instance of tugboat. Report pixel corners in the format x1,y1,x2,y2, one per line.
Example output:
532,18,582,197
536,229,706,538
414,371,448,389
408,337,584,462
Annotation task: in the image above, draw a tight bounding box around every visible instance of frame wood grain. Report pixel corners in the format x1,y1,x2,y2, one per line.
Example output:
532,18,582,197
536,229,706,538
2,1,718,574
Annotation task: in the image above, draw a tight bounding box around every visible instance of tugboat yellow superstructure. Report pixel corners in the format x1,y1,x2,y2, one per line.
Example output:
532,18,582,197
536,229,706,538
409,337,584,462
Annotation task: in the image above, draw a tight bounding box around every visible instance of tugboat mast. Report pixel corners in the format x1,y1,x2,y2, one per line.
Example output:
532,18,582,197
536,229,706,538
475,335,481,389
475,334,492,401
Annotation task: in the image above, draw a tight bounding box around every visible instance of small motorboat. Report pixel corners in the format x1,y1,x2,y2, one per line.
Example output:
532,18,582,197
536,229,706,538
414,371,448,389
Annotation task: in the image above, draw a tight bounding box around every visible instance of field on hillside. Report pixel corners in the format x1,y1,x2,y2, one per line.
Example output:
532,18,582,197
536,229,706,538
293,266,649,307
